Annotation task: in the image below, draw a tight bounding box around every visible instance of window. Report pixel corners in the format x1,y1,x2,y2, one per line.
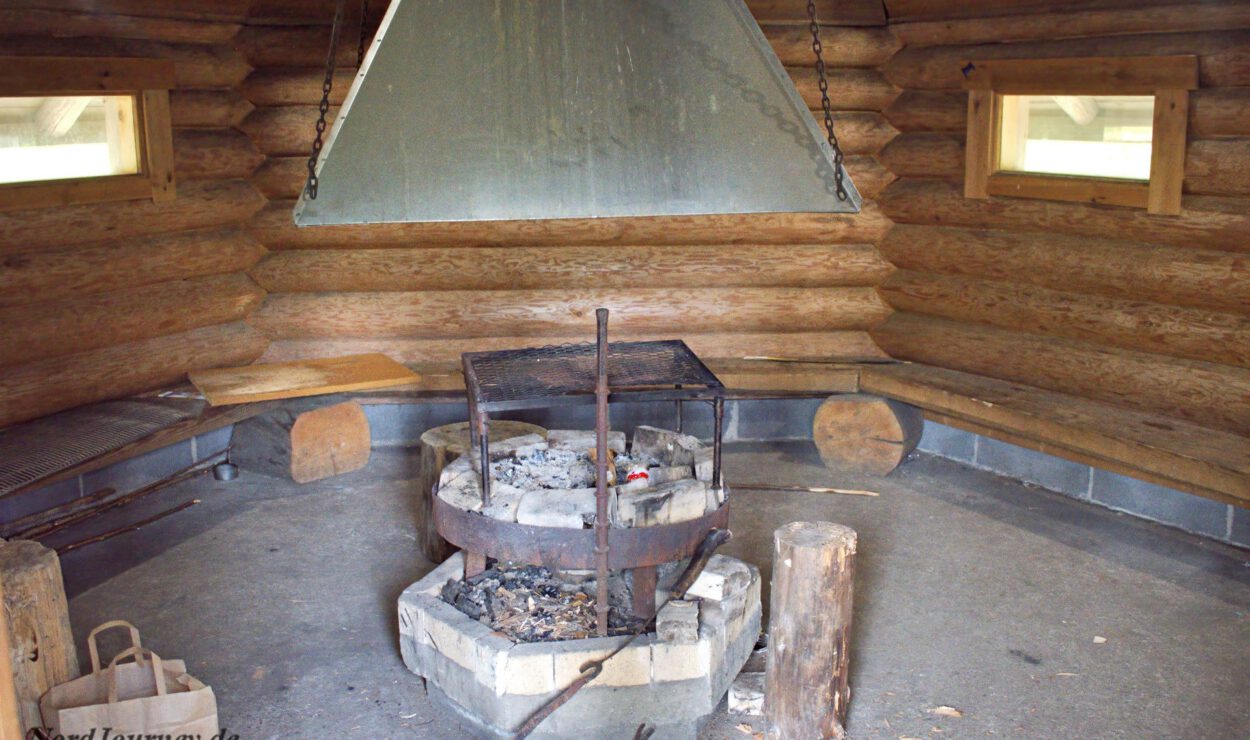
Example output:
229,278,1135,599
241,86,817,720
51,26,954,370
0,57,176,211
962,56,1197,216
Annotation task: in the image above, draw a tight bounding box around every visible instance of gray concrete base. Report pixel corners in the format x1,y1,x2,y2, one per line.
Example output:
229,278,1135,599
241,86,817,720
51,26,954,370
918,420,1250,548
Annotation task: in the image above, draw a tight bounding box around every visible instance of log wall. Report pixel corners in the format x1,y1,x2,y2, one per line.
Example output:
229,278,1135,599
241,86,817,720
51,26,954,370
0,1,269,428
874,0,1250,436
238,0,899,370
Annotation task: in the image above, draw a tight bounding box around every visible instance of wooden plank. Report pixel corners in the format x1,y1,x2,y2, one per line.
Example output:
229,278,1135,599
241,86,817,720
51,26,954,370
0,36,249,89
0,56,174,94
878,225,1250,316
4,0,250,22
141,89,176,203
877,179,1250,253
884,0,1189,23
0,228,265,308
880,270,1250,367
0,174,154,213
189,354,421,406
745,0,888,26
0,578,22,740
763,25,899,66
1149,89,1189,215
986,173,1149,210
894,3,1250,47
249,243,892,293
860,362,1250,506
250,199,892,249
0,179,265,254
0,273,266,368
871,312,1250,435
963,90,993,198
0,322,268,429
961,56,1199,94
258,332,890,367
250,287,892,340
0,9,238,44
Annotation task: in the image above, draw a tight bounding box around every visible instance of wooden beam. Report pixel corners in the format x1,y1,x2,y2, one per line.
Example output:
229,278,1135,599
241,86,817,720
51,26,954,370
1148,89,1189,215
961,56,1199,94
0,56,174,95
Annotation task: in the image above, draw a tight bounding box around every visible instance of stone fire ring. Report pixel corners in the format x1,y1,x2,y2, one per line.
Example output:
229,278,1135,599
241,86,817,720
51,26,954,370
434,496,730,569
399,552,762,739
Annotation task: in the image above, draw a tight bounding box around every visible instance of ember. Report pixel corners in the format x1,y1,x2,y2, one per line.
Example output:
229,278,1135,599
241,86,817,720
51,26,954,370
440,563,645,642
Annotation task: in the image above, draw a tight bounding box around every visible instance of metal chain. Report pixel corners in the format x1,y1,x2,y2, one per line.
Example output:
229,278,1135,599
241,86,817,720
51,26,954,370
357,0,369,67
806,1,848,201
305,0,347,200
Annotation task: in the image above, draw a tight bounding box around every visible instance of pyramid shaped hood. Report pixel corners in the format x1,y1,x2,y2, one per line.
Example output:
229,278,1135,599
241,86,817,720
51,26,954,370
294,0,861,226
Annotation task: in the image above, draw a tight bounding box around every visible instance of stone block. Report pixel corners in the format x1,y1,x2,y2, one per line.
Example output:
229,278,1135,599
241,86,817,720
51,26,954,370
1091,470,1230,539
917,421,976,463
437,468,484,512
693,447,713,482
651,639,711,683
438,455,474,488
617,479,708,527
502,642,557,696
656,599,700,644
482,481,527,522
686,554,752,602
550,634,651,687
517,487,607,528
976,437,1091,499
547,429,626,454
648,465,694,484
632,425,701,466
728,672,764,715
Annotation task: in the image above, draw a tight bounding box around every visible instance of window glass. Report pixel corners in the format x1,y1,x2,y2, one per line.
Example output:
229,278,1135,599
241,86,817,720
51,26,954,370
0,95,140,185
997,94,1154,181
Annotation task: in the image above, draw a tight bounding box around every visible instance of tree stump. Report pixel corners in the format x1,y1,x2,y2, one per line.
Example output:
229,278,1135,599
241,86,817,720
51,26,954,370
765,521,857,740
812,394,923,476
416,421,546,563
0,540,79,734
233,400,372,483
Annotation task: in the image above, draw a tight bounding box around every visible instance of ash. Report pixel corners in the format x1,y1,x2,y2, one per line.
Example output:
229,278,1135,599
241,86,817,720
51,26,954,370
491,448,646,490
441,563,645,642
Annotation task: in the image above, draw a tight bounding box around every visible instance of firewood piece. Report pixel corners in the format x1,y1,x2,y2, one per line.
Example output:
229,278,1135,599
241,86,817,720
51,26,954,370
415,421,547,563
812,394,923,476
0,540,78,734
765,522,857,740
232,401,371,484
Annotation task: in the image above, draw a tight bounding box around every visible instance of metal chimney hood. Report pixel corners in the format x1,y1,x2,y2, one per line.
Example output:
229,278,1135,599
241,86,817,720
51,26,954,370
293,0,861,226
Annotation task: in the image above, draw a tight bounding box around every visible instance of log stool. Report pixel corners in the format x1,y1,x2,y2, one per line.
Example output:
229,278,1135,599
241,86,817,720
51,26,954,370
812,394,923,476
415,420,546,563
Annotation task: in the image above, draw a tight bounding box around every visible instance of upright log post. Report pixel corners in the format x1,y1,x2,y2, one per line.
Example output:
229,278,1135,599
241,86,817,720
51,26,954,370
765,522,858,739
0,578,21,740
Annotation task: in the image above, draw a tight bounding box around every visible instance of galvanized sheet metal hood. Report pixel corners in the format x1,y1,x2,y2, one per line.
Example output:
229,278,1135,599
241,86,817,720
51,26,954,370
294,0,861,225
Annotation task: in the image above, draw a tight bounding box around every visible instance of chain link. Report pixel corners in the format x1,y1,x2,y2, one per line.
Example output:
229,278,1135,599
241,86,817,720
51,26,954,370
806,1,848,201
305,0,348,200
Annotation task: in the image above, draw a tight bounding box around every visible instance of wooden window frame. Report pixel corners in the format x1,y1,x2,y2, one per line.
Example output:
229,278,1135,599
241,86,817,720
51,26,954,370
962,56,1197,216
0,57,176,211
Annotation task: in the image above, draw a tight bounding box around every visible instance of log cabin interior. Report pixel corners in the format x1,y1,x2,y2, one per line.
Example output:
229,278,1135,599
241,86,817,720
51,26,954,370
1,0,1248,737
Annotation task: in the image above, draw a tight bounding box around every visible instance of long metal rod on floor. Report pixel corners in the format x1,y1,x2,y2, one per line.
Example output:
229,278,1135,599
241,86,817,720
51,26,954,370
593,308,612,638
57,498,200,555
734,484,879,497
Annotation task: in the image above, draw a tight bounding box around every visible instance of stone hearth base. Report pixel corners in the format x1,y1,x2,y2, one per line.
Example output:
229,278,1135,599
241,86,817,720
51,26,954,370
399,553,761,739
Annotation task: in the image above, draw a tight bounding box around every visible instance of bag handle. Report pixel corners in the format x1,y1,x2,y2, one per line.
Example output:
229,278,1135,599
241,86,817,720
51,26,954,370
106,646,166,704
87,620,144,674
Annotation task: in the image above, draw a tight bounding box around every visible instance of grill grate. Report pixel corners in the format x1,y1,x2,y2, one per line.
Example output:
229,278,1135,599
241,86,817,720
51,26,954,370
0,398,205,498
464,340,722,406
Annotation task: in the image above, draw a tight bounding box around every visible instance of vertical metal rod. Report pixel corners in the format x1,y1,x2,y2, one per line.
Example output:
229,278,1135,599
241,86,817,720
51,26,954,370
675,384,684,433
594,308,612,637
478,413,491,507
713,396,725,491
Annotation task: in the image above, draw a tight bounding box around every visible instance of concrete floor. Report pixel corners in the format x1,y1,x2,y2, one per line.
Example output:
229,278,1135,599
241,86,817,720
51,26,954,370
58,442,1250,739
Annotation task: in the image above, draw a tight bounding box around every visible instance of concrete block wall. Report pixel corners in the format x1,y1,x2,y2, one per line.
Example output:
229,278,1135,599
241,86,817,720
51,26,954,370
918,421,1250,549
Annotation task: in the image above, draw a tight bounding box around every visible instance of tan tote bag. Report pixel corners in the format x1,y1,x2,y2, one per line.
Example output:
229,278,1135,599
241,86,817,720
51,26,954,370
40,620,218,736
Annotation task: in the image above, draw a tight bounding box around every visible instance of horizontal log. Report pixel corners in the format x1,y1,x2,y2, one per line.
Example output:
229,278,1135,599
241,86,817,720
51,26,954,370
879,225,1250,315
248,157,307,200
0,36,251,88
884,30,1250,89
240,67,357,107
877,179,1250,253
0,322,268,429
1190,89,1250,138
789,67,899,112
893,4,1250,47
173,129,264,181
745,0,888,25
0,273,265,368
1185,139,1250,196
170,89,254,128
881,270,1250,367
251,287,891,339
233,25,367,68
239,105,334,157
251,199,893,249
0,9,239,44
4,0,250,22
878,133,963,180
763,25,900,67
871,312,1250,435
259,331,890,366
0,228,266,308
883,0,1190,22
0,180,266,254
249,243,892,293
883,90,966,132
833,112,900,155
843,155,895,199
